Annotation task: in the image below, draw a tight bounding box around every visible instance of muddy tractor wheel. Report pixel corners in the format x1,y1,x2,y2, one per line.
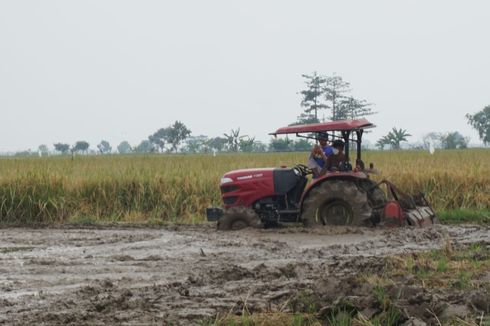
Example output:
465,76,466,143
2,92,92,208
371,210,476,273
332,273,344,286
302,180,372,227
217,206,263,231
359,179,387,225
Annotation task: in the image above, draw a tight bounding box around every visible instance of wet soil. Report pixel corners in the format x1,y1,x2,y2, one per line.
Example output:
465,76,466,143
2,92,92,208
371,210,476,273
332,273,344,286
0,224,488,325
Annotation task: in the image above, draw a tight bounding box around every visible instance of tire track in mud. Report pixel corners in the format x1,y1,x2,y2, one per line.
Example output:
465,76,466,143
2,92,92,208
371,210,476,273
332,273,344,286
0,224,488,325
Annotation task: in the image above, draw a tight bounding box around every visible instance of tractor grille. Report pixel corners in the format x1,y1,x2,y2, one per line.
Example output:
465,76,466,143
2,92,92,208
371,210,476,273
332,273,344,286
223,196,238,205
221,185,239,194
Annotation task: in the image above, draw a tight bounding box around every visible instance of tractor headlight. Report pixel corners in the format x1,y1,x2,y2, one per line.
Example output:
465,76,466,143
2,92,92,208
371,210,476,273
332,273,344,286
220,177,233,185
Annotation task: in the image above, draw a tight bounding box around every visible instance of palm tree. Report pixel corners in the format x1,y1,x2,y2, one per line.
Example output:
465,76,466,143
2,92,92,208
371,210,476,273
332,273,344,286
223,128,246,152
378,128,411,150
387,128,411,149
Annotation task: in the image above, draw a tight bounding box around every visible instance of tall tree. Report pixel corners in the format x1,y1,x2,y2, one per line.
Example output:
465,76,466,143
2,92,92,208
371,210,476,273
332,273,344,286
73,141,89,154
165,121,191,152
207,137,228,152
440,132,469,149
337,97,376,120
97,140,112,154
135,140,154,153
324,75,351,121
185,135,209,153
238,136,256,152
299,72,327,122
148,128,168,153
466,105,490,145
54,143,70,154
117,141,132,154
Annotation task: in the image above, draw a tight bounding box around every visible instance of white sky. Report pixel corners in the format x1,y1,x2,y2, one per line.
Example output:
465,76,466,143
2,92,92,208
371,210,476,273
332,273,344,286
1,0,489,151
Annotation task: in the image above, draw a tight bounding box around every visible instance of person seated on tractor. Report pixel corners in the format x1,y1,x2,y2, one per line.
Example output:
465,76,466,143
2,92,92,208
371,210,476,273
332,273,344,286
307,136,334,178
326,139,346,171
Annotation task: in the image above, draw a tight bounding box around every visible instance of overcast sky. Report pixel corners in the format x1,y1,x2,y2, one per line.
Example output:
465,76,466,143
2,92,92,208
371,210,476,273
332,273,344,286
1,0,489,152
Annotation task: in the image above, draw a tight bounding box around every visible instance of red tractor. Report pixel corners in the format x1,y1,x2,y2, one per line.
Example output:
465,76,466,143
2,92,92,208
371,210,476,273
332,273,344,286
207,119,437,230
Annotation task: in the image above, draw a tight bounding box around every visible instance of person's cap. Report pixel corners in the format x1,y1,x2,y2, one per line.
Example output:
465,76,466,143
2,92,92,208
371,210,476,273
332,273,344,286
317,133,328,141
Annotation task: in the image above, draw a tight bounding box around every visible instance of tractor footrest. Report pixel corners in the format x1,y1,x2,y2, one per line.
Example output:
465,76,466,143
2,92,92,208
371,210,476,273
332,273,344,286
206,207,224,221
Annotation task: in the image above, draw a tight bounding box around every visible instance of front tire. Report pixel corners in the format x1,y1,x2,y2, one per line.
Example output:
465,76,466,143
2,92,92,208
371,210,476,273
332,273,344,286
217,206,262,231
302,180,372,227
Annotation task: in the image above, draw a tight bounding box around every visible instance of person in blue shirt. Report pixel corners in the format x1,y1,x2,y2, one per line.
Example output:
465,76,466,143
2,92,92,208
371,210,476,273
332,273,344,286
307,136,335,178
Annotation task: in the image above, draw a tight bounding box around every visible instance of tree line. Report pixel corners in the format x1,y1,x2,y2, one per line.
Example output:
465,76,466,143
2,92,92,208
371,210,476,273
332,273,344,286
27,123,316,157
10,75,490,156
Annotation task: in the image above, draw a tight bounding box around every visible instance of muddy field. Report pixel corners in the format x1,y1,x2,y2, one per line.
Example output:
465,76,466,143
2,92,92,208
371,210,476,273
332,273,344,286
0,224,488,325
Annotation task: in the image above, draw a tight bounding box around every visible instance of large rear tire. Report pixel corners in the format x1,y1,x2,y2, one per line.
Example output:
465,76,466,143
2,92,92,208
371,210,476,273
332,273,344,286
217,206,263,231
359,179,387,225
302,180,372,227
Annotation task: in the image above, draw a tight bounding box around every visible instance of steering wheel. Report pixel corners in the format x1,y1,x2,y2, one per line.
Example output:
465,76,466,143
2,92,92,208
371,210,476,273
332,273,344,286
293,164,312,176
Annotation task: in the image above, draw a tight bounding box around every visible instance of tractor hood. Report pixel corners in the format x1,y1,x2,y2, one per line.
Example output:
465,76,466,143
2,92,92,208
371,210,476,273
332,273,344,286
221,168,275,185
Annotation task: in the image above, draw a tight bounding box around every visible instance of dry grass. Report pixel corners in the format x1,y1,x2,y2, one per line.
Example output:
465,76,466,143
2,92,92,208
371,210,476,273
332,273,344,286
0,149,488,224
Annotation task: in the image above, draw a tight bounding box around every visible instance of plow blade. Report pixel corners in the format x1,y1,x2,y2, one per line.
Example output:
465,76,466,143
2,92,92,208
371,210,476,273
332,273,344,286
405,205,437,227
403,193,438,227
377,180,438,227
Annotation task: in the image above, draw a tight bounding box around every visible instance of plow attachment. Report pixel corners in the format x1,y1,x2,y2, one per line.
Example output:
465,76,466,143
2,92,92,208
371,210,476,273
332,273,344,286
375,180,438,227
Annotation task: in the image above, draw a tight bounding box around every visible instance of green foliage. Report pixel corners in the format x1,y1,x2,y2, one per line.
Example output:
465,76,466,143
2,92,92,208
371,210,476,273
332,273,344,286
207,137,228,152
293,290,319,314
438,209,490,225
336,97,375,121
454,271,471,289
53,143,70,154
296,73,375,124
166,120,191,152
466,105,490,145
238,137,256,152
294,113,320,125
117,141,132,154
149,128,167,152
223,128,243,152
377,128,411,150
324,75,351,121
437,256,448,273
135,140,154,153
440,132,468,149
73,141,90,153
97,140,112,154
292,139,312,151
185,135,210,154
269,138,291,152
299,72,327,121
327,311,352,326
148,121,191,153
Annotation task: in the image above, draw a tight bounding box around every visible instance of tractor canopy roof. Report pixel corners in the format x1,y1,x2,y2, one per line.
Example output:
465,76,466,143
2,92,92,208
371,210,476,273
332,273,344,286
270,118,375,136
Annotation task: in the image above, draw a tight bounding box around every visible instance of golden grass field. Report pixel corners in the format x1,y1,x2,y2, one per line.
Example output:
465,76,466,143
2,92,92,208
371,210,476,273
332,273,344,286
0,149,488,224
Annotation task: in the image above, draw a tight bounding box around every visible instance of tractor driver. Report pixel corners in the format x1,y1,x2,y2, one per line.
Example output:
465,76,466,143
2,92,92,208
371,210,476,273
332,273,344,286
326,140,346,171
307,136,334,178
